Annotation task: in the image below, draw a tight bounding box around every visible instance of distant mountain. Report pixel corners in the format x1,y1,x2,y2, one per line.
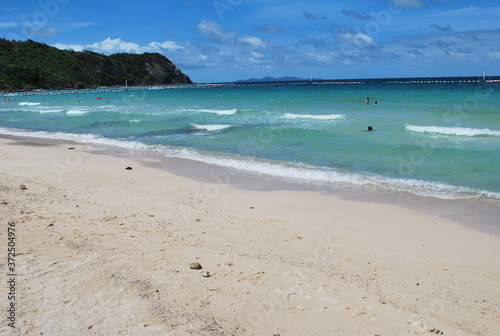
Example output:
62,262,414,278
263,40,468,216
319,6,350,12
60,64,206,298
236,76,321,83
0,38,193,91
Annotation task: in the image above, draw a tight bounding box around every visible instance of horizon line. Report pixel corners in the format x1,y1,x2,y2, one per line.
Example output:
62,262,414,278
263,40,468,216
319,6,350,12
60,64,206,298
204,74,500,84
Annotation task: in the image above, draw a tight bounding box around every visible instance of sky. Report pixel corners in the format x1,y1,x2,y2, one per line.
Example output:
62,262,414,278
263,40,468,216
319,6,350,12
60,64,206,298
0,0,499,83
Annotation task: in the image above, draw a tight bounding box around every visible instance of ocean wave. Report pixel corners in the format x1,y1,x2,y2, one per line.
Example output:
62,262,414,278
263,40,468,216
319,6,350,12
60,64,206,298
406,125,500,137
192,124,233,132
197,108,237,115
0,127,149,150
66,109,88,115
18,102,41,106
40,109,64,113
284,113,344,120
1,125,498,201
158,148,500,201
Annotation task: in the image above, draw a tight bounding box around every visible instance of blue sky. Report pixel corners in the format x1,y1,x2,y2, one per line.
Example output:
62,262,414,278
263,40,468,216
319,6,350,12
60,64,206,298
1,0,499,83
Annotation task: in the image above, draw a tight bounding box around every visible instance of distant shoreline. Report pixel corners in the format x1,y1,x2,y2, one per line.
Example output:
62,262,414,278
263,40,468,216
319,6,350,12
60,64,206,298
3,75,499,97
1,83,200,96
232,75,500,85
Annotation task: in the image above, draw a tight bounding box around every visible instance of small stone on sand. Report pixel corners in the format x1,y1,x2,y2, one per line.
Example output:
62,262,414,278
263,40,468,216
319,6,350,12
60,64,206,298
190,262,202,270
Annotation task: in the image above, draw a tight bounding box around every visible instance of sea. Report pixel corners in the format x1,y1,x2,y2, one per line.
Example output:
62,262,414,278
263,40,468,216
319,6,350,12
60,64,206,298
1,77,499,233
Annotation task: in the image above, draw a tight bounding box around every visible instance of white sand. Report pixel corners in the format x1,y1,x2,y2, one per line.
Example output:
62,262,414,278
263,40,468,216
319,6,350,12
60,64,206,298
0,136,499,335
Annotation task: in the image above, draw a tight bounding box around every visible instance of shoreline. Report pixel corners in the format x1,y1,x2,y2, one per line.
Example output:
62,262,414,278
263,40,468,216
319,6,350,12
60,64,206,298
1,133,499,335
148,151,500,237
2,131,499,237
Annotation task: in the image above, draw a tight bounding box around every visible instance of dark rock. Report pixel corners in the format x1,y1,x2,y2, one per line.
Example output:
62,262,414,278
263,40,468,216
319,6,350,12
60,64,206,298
190,262,202,270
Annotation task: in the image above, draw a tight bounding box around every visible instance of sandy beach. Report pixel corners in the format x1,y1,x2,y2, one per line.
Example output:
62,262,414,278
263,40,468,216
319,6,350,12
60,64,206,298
0,135,499,336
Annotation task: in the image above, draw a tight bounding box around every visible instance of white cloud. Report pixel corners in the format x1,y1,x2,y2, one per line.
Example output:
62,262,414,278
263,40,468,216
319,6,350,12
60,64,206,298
306,52,334,63
86,38,141,53
70,22,94,29
254,25,285,35
487,51,500,59
53,38,185,54
196,19,266,50
52,43,85,51
197,19,237,40
390,0,424,9
250,51,264,58
50,27,498,83
238,36,266,49
436,6,479,16
339,32,375,48
148,41,183,51
248,52,265,64
0,21,17,29
23,25,60,36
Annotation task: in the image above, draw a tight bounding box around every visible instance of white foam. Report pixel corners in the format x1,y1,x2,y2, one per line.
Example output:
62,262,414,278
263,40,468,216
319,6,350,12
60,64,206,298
18,102,41,106
406,125,500,137
40,109,64,113
1,125,498,201
158,148,500,201
192,124,233,132
284,113,344,120
198,108,237,115
66,109,88,115
0,127,149,151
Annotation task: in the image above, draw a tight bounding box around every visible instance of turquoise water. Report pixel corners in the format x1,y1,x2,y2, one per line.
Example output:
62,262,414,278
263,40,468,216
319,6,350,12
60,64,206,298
1,82,500,200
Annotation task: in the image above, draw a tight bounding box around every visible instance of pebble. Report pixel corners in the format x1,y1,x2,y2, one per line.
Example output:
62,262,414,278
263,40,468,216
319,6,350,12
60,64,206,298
190,262,202,270
200,270,211,277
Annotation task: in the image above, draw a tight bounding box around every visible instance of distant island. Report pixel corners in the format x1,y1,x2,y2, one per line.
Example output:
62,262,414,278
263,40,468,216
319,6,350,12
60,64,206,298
0,38,193,91
235,76,322,83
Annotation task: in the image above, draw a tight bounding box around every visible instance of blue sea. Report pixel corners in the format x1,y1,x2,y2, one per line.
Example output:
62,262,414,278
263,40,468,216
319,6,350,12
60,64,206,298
1,80,499,229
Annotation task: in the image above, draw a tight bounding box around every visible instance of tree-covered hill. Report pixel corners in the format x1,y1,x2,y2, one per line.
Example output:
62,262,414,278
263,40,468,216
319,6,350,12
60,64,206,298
0,39,193,91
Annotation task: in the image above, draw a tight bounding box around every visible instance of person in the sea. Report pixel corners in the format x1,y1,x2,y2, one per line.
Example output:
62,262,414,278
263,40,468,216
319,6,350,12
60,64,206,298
365,97,370,104
367,126,373,131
